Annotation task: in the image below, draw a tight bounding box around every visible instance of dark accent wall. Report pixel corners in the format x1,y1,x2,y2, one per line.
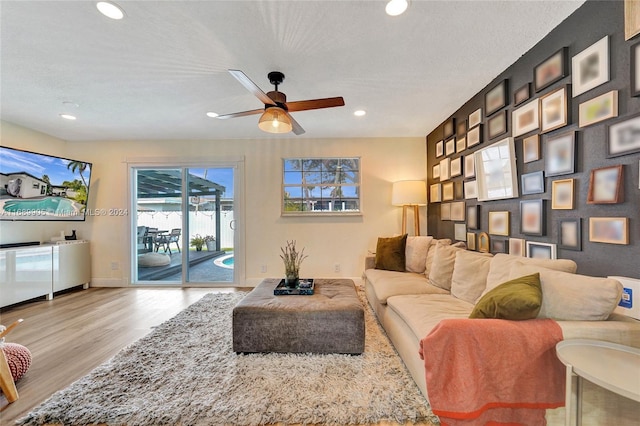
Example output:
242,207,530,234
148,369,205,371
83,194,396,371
426,0,640,278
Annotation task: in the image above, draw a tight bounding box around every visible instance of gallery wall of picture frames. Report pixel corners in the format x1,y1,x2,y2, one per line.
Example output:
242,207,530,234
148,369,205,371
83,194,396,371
425,0,640,279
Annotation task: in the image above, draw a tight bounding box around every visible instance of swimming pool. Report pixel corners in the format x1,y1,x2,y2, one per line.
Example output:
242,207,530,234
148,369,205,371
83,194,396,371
214,253,234,269
2,197,80,216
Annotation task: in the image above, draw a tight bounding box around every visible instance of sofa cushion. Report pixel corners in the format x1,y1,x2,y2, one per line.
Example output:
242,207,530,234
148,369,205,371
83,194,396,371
483,254,577,296
424,238,452,278
470,273,542,320
374,234,407,272
510,263,622,321
450,250,493,304
429,243,465,291
405,236,433,273
364,269,448,304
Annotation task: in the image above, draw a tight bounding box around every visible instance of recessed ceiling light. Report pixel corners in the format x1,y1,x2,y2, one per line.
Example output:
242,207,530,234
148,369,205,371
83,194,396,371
60,114,77,120
62,101,79,108
96,1,125,20
386,0,409,16
206,112,219,118
354,110,366,117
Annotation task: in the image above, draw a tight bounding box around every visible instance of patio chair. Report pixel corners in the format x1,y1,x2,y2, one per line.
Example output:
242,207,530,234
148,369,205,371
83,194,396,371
166,228,181,254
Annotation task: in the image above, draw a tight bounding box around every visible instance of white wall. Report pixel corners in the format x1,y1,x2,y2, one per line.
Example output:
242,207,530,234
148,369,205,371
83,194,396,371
1,121,428,286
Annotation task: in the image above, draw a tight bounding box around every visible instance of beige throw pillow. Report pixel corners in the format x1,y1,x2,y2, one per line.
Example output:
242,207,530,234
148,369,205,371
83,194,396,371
450,250,493,304
424,238,452,278
405,236,433,273
428,243,463,291
510,263,623,321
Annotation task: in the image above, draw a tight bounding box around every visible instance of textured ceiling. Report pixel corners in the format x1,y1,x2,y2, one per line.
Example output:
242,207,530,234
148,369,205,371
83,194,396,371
0,0,585,141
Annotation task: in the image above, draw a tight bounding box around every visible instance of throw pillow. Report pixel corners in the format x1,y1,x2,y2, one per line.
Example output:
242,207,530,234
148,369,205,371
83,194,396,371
470,273,542,320
424,238,452,278
405,236,433,273
374,234,407,272
450,250,493,304
428,243,463,291
510,263,623,321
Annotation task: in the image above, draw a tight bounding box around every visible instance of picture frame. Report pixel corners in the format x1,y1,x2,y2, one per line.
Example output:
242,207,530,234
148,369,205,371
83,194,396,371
430,183,442,203
441,203,451,221
551,178,575,210
572,36,609,97
526,241,557,259
464,180,478,200
466,232,477,251
450,157,462,178
545,130,576,177
521,171,545,195
587,165,624,204
450,201,466,221
491,238,508,254
466,204,480,229
444,118,455,139
487,110,508,140
435,140,444,158
469,108,482,128
478,232,490,253
485,79,508,116
508,238,526,257
540,85,569,133
522,134,540,163
512,98,539,137
534,47,567,92
579,90,618,128
520,199,545,236
454,181,464,200
456,136,466,152
442,181,455,201
607,113,640,158
432,164,440,179
632,42,640,97
439,158,450,181
475,137,519,201
589,217,629,245
467,125,482,147
445,138,456,156
626,0,640,40
558,218,582,251
514,82,531,106
464,155,475,178
454,223,467,241
488,211,510,236
457,119,467,136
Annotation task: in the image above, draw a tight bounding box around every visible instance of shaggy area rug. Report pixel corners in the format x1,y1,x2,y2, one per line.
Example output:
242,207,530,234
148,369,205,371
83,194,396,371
18,285,438,426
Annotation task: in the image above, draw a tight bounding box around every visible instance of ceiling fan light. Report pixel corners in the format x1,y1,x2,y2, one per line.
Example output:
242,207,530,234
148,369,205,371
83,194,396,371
386,0,408,16
96,1,125,20
258,107,292,134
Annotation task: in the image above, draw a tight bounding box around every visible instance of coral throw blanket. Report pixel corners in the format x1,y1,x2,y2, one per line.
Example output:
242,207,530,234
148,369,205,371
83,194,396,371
419,318,565,426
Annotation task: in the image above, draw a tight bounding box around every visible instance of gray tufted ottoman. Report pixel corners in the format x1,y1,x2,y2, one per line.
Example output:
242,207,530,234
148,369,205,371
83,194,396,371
233,278,365,354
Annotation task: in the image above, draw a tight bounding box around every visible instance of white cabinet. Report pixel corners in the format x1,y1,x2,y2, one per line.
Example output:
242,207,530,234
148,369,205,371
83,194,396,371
0,241,90,308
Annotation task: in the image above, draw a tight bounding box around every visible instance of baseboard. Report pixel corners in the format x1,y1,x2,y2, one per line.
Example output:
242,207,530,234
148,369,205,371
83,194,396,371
90,278,127,287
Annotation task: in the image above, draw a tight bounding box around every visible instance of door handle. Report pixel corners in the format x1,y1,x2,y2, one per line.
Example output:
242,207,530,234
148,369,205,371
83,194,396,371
230,219,236,230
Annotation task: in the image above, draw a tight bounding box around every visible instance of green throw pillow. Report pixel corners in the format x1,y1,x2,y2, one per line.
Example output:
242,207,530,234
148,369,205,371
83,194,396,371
469,273,542,320
374,234,407,272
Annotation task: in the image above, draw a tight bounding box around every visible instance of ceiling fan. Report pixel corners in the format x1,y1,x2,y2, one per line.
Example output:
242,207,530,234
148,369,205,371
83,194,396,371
216,69,345,135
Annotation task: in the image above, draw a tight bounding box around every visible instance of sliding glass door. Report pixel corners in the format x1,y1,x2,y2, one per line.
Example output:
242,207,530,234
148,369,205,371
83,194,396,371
132,164,239,285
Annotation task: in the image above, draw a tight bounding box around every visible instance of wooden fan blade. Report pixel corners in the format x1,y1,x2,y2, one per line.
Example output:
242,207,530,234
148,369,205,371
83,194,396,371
286,112,306,135
215,108,264,120
228,69,276,106
286,97,345,112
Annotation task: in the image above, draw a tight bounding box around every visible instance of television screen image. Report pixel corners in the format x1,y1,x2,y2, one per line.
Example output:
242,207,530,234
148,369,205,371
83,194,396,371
0,146,92,221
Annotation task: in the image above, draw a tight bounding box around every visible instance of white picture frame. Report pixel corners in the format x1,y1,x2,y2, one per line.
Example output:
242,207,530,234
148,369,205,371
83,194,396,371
541,86,568,133
432,164,440,179
430,183,442,203
526,241,557,259
464,180,478,199
439,158,450,181
469,108,482,128
454,223,467,241
474,137,519,201
572,35,610,97
450,157,462,178
512,98,539,137
579,90,618,128
467,125,482,147
464,155,475,178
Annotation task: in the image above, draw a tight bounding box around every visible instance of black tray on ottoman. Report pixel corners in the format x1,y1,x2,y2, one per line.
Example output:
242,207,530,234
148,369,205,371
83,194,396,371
273,278,314,295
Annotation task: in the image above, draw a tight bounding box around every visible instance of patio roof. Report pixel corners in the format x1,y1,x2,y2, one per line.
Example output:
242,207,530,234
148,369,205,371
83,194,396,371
137,170,225,199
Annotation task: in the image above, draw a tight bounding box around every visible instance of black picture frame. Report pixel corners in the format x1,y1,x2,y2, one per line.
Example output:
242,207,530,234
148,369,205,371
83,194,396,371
545,130,576,177
444,118,455,139
520,199,546,236
514,82,531,106
487,110,509,140
467,205,480,230
521,171,545,195
490,238,508,254
534,47,568,92
457,119,467,136
607,112,640,158
485,79,509,116
632,42,640,97
558,218,582,251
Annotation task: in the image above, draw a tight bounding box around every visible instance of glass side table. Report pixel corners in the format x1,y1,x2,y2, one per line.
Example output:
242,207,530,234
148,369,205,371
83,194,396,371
556,339,640,426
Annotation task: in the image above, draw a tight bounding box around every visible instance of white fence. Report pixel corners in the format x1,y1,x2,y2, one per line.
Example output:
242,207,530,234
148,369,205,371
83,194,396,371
137,210,235,249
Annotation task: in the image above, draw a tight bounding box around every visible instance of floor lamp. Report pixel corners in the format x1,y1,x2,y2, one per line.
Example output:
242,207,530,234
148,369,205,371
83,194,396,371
392,180,427,236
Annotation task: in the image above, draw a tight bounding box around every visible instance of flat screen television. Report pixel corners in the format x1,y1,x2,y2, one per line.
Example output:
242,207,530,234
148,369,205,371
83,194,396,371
0,146,92,221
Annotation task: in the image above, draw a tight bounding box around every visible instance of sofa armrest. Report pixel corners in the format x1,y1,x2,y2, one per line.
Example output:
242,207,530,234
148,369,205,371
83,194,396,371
365,255,375,270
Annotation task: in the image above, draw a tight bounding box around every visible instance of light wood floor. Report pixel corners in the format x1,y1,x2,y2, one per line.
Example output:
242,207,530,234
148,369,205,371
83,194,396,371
0,287,434,426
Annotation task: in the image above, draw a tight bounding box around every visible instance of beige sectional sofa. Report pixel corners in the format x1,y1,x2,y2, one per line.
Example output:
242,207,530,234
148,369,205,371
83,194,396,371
364,236,640,425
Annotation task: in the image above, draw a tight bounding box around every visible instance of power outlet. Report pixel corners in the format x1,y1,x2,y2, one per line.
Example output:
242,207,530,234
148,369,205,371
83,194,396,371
260,265,267,273
110,261,119,270
334,263,340,273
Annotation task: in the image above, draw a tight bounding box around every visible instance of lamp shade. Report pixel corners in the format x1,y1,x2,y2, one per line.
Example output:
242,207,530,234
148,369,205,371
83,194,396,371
258,107,292,134
392,180,427,206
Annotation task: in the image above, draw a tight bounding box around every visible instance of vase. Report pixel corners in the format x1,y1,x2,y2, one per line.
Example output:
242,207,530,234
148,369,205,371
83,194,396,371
206,241,215,251
285,274,299,288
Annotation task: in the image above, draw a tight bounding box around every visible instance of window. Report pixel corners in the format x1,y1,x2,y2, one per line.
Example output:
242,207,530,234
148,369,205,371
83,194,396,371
282,158,361,215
